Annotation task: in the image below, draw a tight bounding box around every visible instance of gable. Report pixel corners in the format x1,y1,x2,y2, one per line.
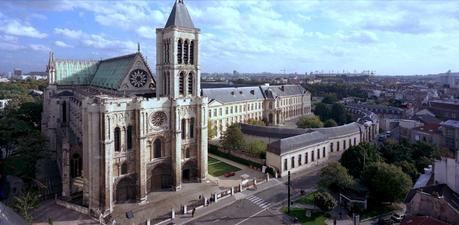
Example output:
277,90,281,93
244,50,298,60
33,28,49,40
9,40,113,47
208,99,223,107
118,54,156,92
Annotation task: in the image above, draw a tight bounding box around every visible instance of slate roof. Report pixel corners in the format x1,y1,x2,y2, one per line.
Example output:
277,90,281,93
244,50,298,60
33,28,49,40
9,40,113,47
165,0,194,29
267,131,328,155
404,183,459,212
240,124,306,139
90,53,137,89
312,122,362,138
203,86,265,104
440,120,459,129
412,114,441,125
260,85,307,99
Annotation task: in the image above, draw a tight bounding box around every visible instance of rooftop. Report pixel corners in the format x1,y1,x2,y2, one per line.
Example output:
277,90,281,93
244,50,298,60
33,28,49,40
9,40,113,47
440,120,459,129
267,131,328,155
405,183,459,212
165,0,194,29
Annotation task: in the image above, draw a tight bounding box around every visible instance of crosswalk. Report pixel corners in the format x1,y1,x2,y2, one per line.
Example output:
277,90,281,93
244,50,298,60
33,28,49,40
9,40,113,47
246,195,271,209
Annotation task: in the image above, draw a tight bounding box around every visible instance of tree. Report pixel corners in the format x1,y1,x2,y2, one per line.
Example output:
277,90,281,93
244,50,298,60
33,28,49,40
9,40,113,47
313,191,337,212
340,142,382,178
246,140,267,158
395,161,419,182
208,120,217,140
362,162,412,203
415,156,432,173
13,191,39,224
322,94,338,104
330,103,346,125
314,103,330,121
319,162,355,190
13,132,49,180
324,119,337,127
296,115,323,128
221,124,245,152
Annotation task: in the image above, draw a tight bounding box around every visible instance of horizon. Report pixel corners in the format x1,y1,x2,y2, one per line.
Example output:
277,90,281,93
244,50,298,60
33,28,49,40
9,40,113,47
1,0,458,75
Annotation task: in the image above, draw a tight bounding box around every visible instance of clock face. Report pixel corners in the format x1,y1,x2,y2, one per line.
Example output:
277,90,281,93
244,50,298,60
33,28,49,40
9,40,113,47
129,69,147,88
151,111,167,127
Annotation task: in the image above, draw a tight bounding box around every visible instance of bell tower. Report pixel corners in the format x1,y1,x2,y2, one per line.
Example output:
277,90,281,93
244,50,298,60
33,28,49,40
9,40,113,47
156,0,200,99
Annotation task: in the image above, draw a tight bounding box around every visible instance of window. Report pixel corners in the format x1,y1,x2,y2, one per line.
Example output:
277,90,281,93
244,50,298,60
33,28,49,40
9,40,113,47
349,139,352,147
337,142,340,151
190,118,195,138
154,139,162,158
184,40,189,64
317,149,320,159
225,107,228,114
190,41,194,64
121,162,128,174
213,109,217,117
70,153,82,178
343,140,346,149
185,148,190,158
323,147,326,158
188,72,193,95
177,39,182,64
291,156,295,168
62,101,67,123
181,119,186,139
114,127,121,152
219,108,222,116
127,125,133,150
354,138,357,145
298,154,302,166
305,152,308,164
311,151,315,161
330,142,334,152
209,110,212,118
284,158,288,171
179,72,185,95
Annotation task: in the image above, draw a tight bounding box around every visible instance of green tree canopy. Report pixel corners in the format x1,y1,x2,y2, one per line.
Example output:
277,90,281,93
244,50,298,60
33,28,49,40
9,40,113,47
208,120,217,140
313,191,337,212
323,119,337,127
322,94,338,104
246,140,267,159
314,103,330,121
362,162,412,203
330,103,346,125
221,124,246,152
319,162,355,190
340,142,382,178
395,161,419,182
296,115,323,128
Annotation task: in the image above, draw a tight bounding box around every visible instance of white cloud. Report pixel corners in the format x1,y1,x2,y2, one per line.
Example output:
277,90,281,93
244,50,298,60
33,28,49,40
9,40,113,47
0,42,25,51
82,34,136,53
54,40,72,48
29,44,50,51
136,26,155,39
337,31,378,44
0,19,47,38
54,28,83,39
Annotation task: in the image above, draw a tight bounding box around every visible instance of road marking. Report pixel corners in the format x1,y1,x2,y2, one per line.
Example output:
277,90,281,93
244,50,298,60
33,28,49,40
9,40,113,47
234,207,268,225
245,195,271,209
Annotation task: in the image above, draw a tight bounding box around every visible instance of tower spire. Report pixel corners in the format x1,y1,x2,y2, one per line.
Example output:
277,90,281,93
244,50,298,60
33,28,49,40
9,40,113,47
137,42,140,52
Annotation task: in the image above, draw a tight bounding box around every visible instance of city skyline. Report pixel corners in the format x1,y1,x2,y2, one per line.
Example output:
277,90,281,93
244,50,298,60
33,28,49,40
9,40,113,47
1,0,459,75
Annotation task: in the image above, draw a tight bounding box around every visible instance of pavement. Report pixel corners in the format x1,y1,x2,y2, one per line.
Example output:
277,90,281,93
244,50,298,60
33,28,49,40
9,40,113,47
32,200,97,225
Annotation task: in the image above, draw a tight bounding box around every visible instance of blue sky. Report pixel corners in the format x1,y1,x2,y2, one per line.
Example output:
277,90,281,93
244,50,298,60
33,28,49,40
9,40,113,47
0,0,458,75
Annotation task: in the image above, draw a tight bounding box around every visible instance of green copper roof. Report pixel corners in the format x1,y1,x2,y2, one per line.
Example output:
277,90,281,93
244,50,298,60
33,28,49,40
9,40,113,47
55,60,98,85
90,53,137,89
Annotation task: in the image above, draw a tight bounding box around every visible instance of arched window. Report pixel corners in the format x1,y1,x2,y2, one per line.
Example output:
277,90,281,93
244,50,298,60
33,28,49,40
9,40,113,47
62,101,67,123
121,162,128,174
127,125,133,150
163,72,167,96
187,72,193,95
184,40,189,64
185,148,190,158
177,39,183,64
114,127,121,152
154,139,162,158
189,118,195,138
190,41,194,64
181,119,186,139
179,72,185,95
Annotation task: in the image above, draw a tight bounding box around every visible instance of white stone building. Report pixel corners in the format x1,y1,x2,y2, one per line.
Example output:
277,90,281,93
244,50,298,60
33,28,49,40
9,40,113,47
434,154,459,194
42,1,208,215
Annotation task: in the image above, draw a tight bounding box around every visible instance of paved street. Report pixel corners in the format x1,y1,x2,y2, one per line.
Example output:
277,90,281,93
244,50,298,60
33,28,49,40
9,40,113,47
185,164,324,225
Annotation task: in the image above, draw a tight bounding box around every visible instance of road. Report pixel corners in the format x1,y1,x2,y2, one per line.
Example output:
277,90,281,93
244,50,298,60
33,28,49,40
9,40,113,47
185,165,322,225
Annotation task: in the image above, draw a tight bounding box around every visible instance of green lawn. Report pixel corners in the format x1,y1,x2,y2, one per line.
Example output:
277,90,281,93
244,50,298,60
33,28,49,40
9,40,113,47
208,158,240,177
282,207,328,225
295,191,318,205
208,156,220,165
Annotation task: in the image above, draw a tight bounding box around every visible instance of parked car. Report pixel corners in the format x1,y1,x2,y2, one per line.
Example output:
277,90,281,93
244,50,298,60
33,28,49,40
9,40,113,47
224,172,235,177
391,212,405,222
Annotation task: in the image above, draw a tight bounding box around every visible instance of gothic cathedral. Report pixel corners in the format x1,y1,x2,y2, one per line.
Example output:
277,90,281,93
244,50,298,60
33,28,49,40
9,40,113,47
41,0,208,215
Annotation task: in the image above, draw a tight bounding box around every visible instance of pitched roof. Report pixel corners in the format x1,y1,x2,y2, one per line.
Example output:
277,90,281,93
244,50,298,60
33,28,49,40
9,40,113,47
260,85,307,99
312,122,362,138
202,86,265,104
240,123,307,139
90,53,138,89
268,131,328,155
404,183,459,212
55,59,98,85
165,0,194,29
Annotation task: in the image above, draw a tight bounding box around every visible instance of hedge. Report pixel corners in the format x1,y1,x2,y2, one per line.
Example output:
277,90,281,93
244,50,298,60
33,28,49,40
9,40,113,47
208,144,263,169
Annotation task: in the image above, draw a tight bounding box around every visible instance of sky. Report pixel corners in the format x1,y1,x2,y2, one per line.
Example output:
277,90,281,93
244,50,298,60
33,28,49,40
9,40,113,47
0,0,458,75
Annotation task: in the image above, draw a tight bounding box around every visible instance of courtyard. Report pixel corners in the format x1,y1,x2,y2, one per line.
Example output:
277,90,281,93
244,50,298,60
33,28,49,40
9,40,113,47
208,156,241,177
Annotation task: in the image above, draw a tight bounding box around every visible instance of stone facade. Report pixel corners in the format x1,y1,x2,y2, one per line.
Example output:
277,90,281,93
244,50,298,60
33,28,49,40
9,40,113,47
41,1,208,215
